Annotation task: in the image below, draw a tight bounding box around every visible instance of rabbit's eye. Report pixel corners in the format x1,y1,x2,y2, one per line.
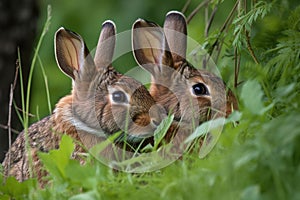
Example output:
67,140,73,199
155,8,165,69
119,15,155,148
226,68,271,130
192,83,209,96
112,91,128,103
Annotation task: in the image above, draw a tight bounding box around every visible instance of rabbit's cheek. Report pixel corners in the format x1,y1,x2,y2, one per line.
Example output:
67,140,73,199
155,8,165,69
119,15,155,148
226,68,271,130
196,97,211,108
95,103,120,135
196,98,212,121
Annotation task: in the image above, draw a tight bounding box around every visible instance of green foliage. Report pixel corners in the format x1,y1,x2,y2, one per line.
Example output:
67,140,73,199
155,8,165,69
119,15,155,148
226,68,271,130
2,0,300,199
233,1,274,49
34,135,111,199
38,135,75,183
152,114,174,150
0,177,36,200
240,80,274,115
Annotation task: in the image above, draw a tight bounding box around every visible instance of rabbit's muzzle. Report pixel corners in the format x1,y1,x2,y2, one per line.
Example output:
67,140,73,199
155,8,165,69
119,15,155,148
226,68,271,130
124,104,166,143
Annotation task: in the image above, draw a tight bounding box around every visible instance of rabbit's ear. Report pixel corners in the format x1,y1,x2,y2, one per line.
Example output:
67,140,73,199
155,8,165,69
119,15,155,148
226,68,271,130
132,19,173,76
164,11,187,63
94,20,116,71
55,27,94,80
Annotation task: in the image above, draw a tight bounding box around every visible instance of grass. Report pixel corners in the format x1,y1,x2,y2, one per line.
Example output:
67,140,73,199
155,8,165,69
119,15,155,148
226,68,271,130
1,1,300,200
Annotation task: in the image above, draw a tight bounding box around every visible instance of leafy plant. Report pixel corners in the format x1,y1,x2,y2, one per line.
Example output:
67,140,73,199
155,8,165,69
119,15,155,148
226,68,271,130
1,1,300,199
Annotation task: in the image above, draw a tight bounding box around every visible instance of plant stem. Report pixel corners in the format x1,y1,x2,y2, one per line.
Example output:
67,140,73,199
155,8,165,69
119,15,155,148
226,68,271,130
7,62,19,171
186,0,211,24
234,47,241,88
208,0,239,55
23,5,52,179
181,0,191,14
37,54,52,114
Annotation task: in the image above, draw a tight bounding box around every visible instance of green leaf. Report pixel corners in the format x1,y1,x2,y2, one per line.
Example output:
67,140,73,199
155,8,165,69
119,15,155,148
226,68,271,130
240,80,265,115
184,117,226,144
69,190,100,200
89,131,122,160
274,83,295,98
232,1,273,49
0,176,36,199
38,134,75,181
153,114,174,149
64,160,98,190
240,185,261,200
140,143,154,152
226,111,243,123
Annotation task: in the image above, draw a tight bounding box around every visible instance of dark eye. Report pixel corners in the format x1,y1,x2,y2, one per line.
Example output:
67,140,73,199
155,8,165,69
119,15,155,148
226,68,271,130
112,91,128,103
192,83,209,96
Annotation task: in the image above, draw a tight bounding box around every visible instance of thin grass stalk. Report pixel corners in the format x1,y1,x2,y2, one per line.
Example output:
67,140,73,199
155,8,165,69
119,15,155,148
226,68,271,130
208,0,239,55
23,5,52,179
181,0,191,14
37,55,52,114
186,0,211,24
6,62,19,172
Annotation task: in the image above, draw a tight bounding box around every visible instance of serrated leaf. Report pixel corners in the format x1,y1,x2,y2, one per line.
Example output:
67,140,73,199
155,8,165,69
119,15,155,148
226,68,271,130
38,134,75,180
0,176,36,199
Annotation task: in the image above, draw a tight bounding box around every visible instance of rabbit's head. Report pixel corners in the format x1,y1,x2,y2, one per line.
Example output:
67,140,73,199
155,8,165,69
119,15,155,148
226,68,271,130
55,21,165,145
132,11,238,126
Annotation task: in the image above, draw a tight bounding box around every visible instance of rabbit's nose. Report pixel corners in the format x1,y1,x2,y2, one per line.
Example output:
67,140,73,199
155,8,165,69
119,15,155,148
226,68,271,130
149,104,167,128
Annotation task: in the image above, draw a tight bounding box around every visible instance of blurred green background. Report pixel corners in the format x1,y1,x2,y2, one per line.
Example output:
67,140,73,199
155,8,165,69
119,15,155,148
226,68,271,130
30,0,299,123
30,0,235,122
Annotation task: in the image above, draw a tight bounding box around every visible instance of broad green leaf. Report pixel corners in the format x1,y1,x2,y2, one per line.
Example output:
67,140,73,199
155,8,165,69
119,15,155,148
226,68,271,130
184,117,226,144
64,160,98,189
240,185,261,200
226,111,242,123
0,176,36,199
240,80,264,115
38,134,75,180
69,190,99,200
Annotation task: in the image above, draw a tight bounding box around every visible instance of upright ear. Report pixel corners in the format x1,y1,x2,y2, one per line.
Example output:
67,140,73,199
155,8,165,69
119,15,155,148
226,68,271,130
55,27,94,80
132,19,173,76
164,11,187,64
94,20,116,71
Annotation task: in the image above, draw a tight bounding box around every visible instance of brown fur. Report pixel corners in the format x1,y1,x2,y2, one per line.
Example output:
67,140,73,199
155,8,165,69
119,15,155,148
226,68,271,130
132,12,239,151
2,96,82,186
2,23,165,185
133,12,238,125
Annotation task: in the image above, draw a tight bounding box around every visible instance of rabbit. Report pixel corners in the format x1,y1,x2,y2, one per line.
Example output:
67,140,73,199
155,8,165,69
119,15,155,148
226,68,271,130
132,11,238,150
2,21,166,185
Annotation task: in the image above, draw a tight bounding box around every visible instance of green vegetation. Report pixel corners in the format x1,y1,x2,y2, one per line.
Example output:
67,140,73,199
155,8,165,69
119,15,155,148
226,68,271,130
1,0,300,199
